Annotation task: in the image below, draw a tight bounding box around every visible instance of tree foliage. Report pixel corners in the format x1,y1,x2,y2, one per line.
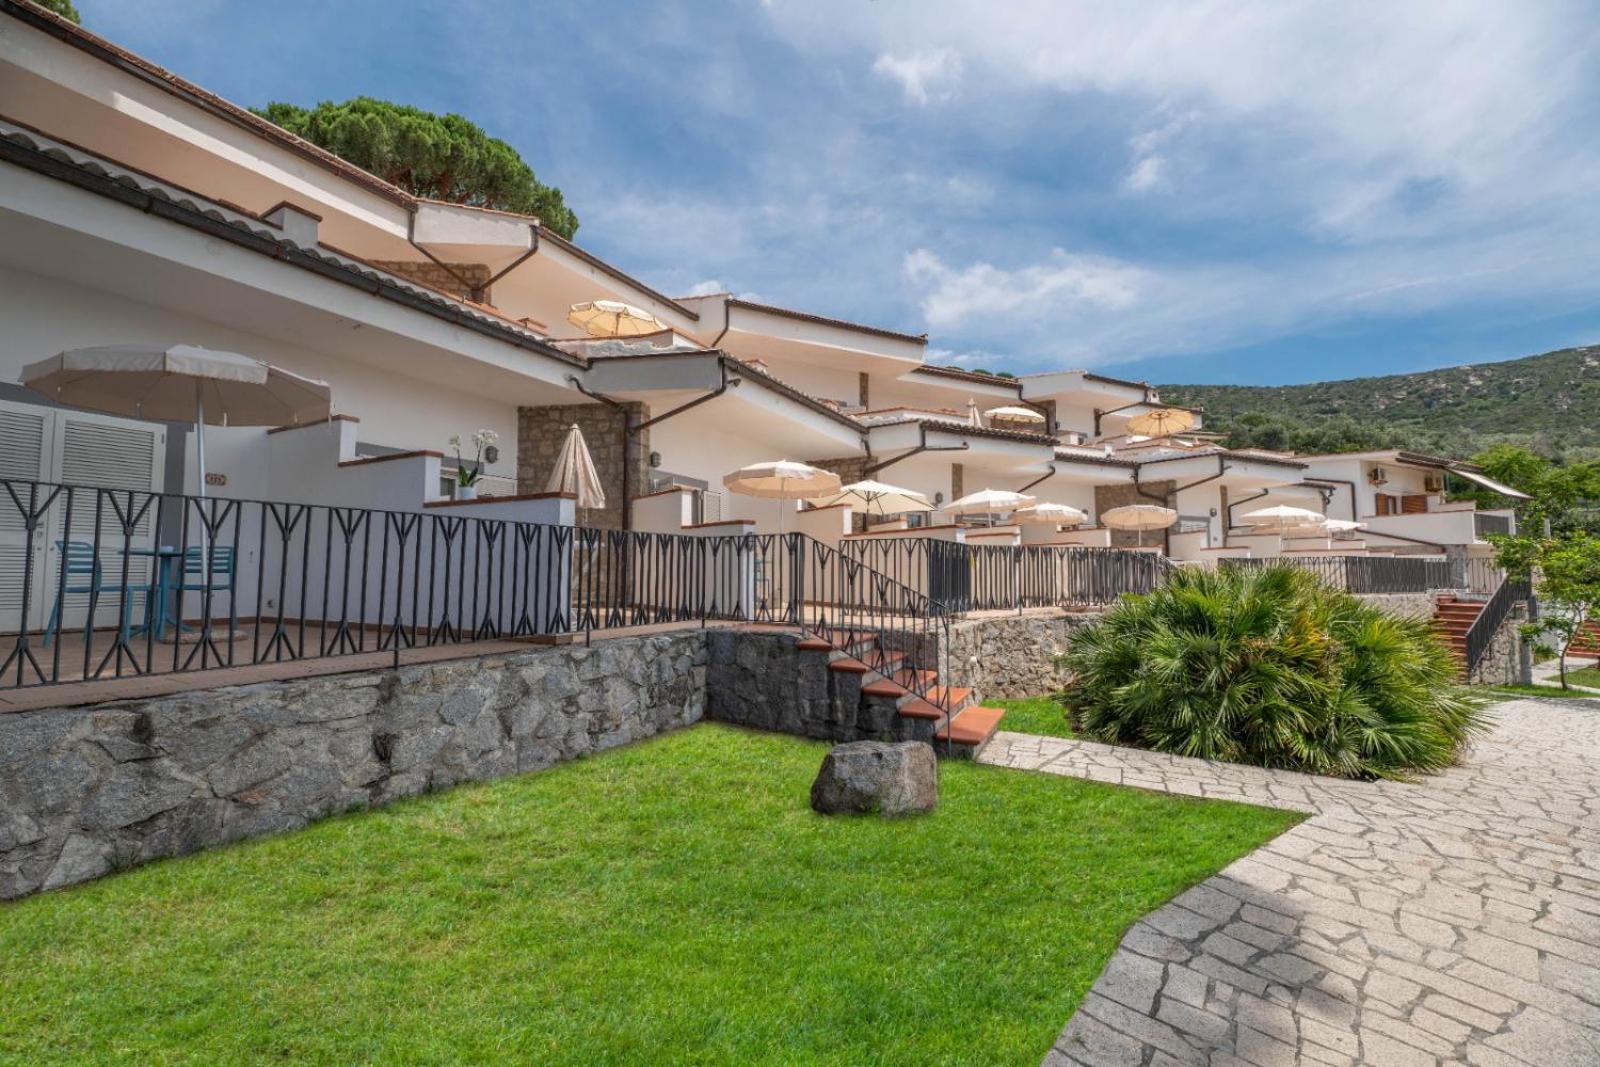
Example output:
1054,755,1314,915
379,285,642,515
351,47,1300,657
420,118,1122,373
255,98,578,238
1466,444,1600,536
1058,566,1487,779
1493,528,1600,688
31,0,80,23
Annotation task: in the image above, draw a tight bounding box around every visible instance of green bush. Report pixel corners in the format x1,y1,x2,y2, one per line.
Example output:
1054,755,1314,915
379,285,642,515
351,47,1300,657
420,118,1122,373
1058,565,1488,779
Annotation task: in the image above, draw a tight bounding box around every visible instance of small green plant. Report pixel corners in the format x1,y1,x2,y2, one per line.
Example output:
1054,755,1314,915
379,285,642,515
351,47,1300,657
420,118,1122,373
1058,565,1487,779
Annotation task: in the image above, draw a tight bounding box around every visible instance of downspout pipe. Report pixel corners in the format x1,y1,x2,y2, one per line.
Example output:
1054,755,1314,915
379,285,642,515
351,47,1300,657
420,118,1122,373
1303,478,1358,522
1135,455,1228,552
863,422,968,476
566,363,737,530
1017,463,1056,495
407,213,539,303
1093,399,1148,436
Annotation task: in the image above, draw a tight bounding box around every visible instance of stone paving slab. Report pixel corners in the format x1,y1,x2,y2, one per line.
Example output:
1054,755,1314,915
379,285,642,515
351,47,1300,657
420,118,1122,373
979,698,1600,1066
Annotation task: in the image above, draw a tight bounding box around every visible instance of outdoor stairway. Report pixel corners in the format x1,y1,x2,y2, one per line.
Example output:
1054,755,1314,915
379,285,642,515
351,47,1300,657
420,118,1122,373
799,630,1005,758
1566,619,1600,661
1431,596,1485,676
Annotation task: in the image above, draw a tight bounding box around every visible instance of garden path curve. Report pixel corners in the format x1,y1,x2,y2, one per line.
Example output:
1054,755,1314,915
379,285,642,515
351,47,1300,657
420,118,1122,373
979,697,1600,1066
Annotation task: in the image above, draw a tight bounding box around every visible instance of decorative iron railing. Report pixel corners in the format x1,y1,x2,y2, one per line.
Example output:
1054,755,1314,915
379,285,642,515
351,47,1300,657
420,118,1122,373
0,481,950,716
838,539,1171,612
1219,554,1455,594
1463,574,1534,676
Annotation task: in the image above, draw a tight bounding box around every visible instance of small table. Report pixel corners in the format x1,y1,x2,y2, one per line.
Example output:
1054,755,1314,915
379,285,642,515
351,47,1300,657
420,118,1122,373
126,545,186,640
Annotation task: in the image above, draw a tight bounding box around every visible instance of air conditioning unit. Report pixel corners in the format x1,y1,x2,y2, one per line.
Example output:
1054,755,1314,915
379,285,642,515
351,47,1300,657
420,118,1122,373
1424,471,1446,492
1368,467,1389,486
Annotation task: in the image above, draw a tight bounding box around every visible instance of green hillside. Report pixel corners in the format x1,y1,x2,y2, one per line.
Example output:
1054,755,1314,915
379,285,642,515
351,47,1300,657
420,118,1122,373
1160,345,1600,459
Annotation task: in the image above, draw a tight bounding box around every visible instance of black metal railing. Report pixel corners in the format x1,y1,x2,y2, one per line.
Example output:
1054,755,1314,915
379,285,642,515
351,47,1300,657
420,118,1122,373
1474,512,1514,539
0,480,954,721
838,538,1171,613
1463,574,1533,676
1219,554,1455,594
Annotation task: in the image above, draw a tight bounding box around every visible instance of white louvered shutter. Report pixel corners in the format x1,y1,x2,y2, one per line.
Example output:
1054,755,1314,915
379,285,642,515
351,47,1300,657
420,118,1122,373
0,403,51,630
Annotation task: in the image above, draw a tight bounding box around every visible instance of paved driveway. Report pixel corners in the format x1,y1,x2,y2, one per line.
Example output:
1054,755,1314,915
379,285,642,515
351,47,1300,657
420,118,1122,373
980,698,1600,1066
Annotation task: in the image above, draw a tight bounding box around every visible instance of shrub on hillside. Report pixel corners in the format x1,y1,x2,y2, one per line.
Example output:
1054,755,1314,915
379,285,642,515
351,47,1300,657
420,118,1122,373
1057,565,1487,780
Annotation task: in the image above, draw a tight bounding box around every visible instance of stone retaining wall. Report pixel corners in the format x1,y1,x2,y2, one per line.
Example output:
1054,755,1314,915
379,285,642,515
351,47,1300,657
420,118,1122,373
0,633,705,900
941,612,1098,699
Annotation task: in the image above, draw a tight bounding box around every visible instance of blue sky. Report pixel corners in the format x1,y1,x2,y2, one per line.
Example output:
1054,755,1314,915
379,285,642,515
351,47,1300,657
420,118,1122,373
80,1,1600,385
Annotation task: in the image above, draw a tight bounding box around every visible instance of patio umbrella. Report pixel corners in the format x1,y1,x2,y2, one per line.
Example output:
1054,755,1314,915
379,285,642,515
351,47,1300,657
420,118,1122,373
566,300,666,338
984,405,1046,424
1013,502,1089,526
811,479,932,516
723,460,841,536
20,344,331,498
1125,408,1196,436
945,488,1036,527
1100,503,1178,547
1240,504,1326,534
545,424,606,522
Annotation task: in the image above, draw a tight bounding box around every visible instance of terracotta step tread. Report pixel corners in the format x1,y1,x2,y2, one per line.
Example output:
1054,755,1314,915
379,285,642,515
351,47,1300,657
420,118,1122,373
926,686,974,706
897,697,947,721
796,638,833,652
862,678,908,699
893,668,938,688
936,706,1005,746
827,656,870,674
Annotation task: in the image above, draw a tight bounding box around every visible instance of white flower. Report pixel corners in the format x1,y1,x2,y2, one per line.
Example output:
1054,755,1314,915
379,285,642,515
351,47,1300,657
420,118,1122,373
449,434,462,449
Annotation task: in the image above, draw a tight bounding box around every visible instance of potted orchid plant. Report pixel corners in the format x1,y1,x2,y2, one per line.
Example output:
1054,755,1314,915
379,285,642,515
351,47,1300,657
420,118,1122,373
450,429,499,500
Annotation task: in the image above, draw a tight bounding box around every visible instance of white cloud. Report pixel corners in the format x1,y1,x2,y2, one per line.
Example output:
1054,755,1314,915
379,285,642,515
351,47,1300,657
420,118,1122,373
871,49,962,105
904,248,1144,331
1123,155,1166,193
683,280,727,297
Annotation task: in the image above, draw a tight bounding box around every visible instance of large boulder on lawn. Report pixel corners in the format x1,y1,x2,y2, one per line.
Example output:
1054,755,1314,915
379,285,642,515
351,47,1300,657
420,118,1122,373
810,740,937,817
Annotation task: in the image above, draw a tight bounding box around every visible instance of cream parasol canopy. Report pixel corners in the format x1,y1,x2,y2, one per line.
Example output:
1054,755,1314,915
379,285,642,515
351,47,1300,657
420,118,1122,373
984,405,1047,423
20,344,330,498
1100,503,1178,547
544,424,606,517
1124,407,1196,436
566,300,667,338
1012,502,1089,526
723,460,841,536
811,479,932,516
1240,504,1326,533
945,488,1036,526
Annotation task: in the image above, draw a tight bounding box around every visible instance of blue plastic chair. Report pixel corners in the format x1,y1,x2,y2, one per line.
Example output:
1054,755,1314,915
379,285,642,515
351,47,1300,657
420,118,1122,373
42,541,155,646
175,544,238,635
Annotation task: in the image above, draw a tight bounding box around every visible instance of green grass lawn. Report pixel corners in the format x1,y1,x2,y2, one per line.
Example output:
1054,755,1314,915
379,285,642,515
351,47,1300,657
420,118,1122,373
990,695,1076,738
1558,665,1600,688
1492,682,1599,700
0,724,1299,1066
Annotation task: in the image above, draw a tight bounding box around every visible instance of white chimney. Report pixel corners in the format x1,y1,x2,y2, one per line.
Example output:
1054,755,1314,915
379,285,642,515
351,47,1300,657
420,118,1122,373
262,201,322,248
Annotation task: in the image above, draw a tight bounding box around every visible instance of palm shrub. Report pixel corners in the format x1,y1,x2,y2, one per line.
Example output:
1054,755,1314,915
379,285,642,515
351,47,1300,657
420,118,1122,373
1058,565,1487,779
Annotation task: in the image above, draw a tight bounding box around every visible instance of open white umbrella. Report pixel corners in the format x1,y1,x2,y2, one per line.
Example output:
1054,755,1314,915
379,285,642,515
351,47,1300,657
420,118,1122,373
566,300,666,339
1125,408,1196,436
20,344,330,498
946,488,1036,527
811,479,932,516
984,405,1046,424
723,460,841,536
1240,504,1326,534
1013,502,1089,526
545,424,606,521
1100,503,1178,547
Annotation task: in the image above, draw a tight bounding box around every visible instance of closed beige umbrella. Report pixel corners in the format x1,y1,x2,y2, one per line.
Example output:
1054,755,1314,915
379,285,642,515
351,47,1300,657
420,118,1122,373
566,300,666,338
723,460,841,536
545,424,606,522
1100,503,1178,547
1125,408,1196,436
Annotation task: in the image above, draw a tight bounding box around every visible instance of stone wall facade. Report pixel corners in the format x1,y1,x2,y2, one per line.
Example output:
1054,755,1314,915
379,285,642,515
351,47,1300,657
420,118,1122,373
1094,480,1177,548
367,260,494,302
941,611,1098,699
1354,592,1439,621
1468,601,1531,687
518,402,651,530
0,633,705,900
